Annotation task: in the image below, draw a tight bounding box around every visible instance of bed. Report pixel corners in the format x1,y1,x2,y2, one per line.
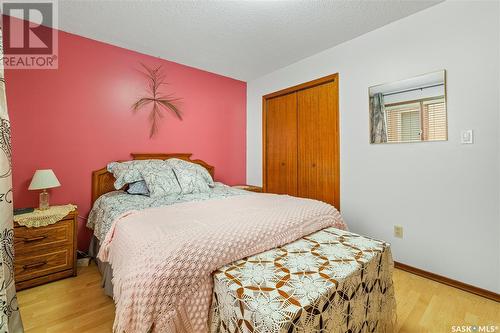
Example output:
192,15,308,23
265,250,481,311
87,153,395,333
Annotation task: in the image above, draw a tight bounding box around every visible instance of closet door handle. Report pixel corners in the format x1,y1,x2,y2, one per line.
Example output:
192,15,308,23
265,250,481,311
281,162,286,167
312,163,316,168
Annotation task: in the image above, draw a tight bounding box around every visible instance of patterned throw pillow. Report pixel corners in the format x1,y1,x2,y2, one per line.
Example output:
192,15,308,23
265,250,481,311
107,160,165,189
140,164,182,198
127,181,150,195
164,158,214,194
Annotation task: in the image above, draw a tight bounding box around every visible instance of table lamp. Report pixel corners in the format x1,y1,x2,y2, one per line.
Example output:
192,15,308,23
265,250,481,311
28,169,61,210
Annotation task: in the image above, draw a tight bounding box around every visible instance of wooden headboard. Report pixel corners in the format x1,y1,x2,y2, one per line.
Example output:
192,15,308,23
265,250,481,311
91,153,215,205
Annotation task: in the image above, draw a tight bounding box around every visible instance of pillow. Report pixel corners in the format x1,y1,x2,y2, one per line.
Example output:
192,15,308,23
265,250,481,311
140,164,182,197
127,181,150,195
107,160,165,189
164,158,213,194
164,158,214,187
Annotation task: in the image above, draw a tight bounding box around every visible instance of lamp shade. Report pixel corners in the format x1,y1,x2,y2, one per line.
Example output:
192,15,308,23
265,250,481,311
28,169,61,190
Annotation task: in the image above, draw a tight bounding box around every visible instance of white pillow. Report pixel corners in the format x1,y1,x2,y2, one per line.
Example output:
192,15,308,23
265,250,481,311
164,158,213,194
140,164,182,197
107,160,165,189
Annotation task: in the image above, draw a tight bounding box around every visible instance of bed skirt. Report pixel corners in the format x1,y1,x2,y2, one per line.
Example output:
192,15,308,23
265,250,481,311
88,236,114,297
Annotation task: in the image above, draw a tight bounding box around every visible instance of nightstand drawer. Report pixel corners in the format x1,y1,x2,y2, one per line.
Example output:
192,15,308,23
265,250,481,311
14,209,78,290
14,218,74,255
14,246,73,282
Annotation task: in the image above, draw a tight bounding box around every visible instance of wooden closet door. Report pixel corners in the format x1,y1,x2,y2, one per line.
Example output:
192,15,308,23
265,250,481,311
264,93,298,195
297,80,339,208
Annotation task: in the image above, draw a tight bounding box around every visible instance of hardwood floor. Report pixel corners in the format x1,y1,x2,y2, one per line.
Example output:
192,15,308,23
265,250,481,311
18,263,499,332
392,268,499,332
18,262,114,333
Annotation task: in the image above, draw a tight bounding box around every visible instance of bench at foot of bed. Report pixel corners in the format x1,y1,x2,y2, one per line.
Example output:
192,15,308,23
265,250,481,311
211,227,396,333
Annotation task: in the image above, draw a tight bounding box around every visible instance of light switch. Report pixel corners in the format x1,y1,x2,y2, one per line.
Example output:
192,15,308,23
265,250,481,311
461,130,474,144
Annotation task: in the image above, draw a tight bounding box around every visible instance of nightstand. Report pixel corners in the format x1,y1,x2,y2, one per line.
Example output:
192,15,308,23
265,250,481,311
232,185,263,193
13,209,78,290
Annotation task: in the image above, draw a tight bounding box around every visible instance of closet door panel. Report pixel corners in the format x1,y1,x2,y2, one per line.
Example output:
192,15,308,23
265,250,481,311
297,81,339,208
265,93,298,195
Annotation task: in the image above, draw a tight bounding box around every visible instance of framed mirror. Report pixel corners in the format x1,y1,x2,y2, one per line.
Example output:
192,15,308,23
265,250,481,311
369,70,447,144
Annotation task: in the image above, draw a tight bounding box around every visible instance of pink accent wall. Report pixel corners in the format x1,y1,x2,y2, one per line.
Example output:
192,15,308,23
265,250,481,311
5,29,247,250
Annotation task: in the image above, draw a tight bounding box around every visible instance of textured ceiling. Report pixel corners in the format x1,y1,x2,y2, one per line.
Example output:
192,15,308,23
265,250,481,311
56,0,442,81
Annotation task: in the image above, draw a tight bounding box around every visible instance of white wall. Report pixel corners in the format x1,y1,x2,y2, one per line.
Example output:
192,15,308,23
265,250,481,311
246,1,500,292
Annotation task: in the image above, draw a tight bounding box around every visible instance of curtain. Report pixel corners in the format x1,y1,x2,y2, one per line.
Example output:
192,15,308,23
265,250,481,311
370,92,387,143
0,28,24,332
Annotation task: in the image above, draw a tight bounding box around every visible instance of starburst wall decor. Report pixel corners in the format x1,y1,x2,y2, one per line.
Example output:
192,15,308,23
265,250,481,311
132,64,182,138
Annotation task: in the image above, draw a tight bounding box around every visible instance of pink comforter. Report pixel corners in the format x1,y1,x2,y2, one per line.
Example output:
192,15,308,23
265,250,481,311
98,193,346,333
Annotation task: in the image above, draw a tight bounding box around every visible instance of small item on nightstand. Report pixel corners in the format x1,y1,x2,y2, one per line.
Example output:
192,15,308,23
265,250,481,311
28,169,61,210
13,207,35,215
232,185,263,193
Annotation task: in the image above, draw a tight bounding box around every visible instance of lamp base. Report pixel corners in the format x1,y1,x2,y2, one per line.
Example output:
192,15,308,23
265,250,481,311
39,190,50,210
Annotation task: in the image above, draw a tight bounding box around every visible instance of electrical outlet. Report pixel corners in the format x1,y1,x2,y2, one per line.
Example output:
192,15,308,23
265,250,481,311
394,225,403,238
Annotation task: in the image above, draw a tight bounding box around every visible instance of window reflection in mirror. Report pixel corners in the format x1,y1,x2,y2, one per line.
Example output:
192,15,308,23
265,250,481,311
369,70,447,144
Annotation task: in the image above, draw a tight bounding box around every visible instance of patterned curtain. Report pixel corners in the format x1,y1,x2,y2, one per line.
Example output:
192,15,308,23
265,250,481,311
370,92,388,143
0,28,24,332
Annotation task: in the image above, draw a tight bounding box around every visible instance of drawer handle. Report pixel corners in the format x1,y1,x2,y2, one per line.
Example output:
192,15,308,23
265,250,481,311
23,236,47,243
23,261,47,270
